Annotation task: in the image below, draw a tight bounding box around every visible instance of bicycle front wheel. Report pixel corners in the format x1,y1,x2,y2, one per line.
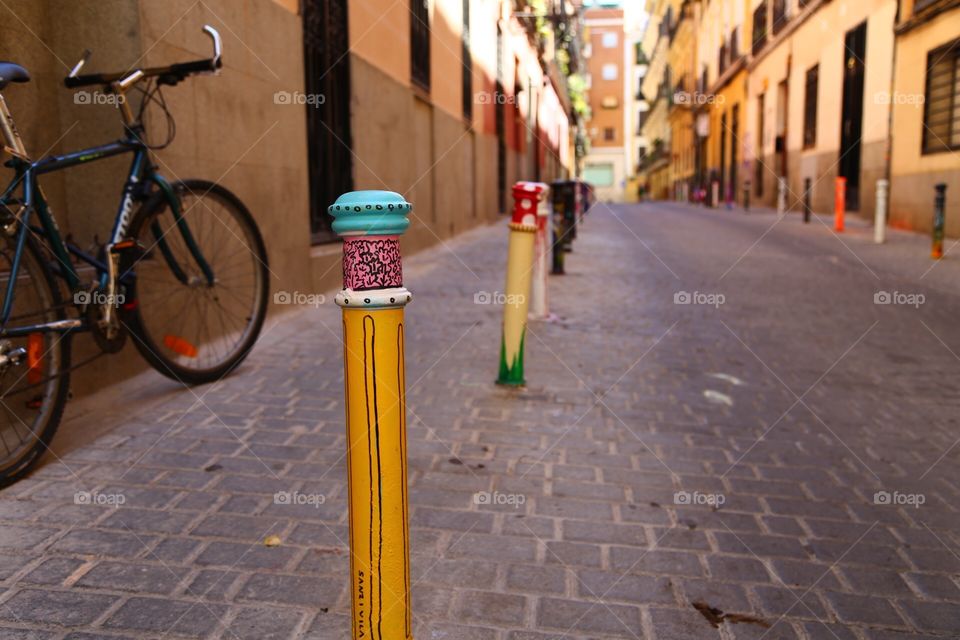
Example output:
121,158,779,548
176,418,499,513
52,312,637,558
126,180,269,385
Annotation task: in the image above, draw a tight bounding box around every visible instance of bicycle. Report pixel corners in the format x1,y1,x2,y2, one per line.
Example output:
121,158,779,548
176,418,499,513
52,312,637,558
0,26,270,484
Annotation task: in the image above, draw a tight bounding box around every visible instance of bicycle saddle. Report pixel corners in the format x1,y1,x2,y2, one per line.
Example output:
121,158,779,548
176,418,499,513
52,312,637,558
0,62,30,90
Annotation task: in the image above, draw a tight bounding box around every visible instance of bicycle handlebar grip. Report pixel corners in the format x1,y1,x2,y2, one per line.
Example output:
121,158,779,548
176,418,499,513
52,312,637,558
114,70,144,92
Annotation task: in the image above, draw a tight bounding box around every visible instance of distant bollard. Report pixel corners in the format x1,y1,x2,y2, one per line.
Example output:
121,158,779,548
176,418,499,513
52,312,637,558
743,181,751,212
803,178,812,224
875,179,889,245
330,190,413,640
566,182,578,248
932,183,947,260
498,182,543,386
834,177,846,232
530,186,551,319
777,177,787,217
550,180,575,273
551,217,565,275
711,180,719,209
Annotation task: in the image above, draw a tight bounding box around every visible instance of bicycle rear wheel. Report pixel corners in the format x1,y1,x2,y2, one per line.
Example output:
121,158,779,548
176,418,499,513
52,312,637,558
0,232,71,486
126,180,269,385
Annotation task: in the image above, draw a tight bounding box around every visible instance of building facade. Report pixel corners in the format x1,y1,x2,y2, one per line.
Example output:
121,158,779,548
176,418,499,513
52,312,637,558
695,0,750,207
668,0,700,202
888,0,960,236
581,3,628,201
638,0,678,200
745,0,897,219
640,0,959,238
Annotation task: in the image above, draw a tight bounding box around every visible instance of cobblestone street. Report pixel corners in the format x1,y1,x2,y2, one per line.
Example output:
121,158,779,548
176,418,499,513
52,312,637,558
1,202,959,640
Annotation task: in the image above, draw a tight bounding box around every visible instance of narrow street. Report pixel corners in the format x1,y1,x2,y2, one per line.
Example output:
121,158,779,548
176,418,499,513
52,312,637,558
1,202,959,639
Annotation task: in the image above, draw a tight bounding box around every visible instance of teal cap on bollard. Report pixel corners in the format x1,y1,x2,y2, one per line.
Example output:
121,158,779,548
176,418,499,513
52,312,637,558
329,190,411,237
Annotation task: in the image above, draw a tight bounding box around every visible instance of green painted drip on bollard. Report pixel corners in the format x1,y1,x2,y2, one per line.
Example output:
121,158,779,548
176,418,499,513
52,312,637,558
496,329,526,386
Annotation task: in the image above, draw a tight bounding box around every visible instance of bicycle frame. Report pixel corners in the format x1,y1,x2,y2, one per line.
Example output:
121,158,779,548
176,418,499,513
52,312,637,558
0,118,212,338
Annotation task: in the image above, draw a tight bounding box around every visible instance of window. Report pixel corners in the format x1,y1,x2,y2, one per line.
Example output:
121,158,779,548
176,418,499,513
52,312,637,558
411,0,430,90
602,32,618,48
602,64,618,81
773,0,789,35
752,1,768,54
461,0,472,119
923,39,960,154
603,127,616,142
803,65,818,149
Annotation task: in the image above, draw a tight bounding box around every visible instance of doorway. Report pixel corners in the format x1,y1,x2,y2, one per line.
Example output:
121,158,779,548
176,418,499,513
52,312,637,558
839,21,867,211
731,103,739,205
719,111,728,206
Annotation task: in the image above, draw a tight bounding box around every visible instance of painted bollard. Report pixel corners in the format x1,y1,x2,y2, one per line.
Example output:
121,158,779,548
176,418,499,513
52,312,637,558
498,182,543,386
834,177,846,232
530,183,551,319
875,179,889,244
550,180,575,274
330,191,413,640
777,177,787,217
803,178,812,224
932,183,947,259
551,216,565,275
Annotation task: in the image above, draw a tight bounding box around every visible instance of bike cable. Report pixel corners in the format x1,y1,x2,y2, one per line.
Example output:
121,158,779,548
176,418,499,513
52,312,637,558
134,78,177,150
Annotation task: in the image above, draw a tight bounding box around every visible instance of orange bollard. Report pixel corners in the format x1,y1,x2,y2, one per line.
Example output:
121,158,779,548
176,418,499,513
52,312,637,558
834,177,846,232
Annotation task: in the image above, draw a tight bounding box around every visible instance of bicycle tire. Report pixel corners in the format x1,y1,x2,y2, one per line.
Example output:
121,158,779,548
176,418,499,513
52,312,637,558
125,179,269,385
0,232,72,486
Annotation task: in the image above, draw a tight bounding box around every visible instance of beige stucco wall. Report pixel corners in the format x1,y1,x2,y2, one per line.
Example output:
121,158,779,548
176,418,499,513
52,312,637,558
889,7,960,235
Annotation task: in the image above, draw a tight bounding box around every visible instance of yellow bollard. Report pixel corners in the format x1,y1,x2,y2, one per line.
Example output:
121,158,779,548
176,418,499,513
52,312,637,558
497,182,546,386
331,191,413,640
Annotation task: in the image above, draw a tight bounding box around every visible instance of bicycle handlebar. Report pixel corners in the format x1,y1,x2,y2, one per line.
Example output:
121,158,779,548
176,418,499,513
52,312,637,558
63,25,222,90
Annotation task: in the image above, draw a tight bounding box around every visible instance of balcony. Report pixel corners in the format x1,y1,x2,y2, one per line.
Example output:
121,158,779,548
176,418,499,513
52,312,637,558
639,139,668,172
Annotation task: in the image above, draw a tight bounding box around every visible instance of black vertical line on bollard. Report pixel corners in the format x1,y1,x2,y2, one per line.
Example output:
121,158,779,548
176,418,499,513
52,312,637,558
804,178,812,224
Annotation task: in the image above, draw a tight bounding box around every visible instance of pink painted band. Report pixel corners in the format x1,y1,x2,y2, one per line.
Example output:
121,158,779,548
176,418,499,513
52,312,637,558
342,236,403,291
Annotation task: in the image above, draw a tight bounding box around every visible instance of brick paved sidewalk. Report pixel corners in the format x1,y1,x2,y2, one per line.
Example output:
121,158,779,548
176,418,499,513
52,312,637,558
1,203,958,639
